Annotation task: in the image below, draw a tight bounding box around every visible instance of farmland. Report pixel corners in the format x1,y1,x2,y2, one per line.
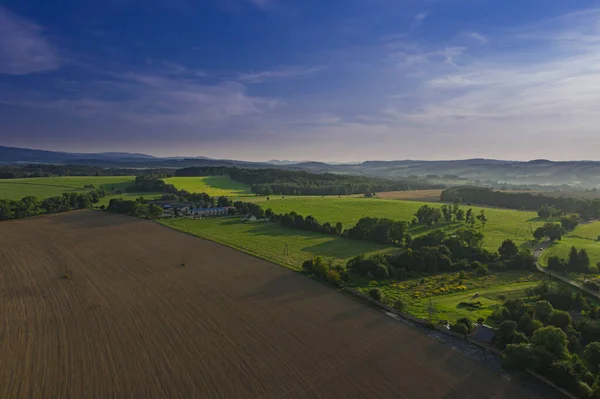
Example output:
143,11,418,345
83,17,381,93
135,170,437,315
0,176,135,200
358,189,443,202
248,196,543,251
0,210,543,398
159,216,396,270
354,271,541,324
164,176,252,197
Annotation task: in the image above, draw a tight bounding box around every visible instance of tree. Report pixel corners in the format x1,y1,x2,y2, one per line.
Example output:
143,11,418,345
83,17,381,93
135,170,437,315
584,342,600,373
415,205,442,226
456,208,465,221
454,227,484,249
493,320,528,348
335,222,343,235
499,239,519,260
578,249,591,273
476,209,488,225
548,256,567,273
441,205,453,222
0,199,13,220
531,326,570,361
147,204,163,219
549,310,572,332
560,214,581,231
503,343,538,370
534,223,566,241
534,300,554,324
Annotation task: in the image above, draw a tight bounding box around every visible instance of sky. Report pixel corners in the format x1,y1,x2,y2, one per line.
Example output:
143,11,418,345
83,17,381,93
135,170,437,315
0,0,599,162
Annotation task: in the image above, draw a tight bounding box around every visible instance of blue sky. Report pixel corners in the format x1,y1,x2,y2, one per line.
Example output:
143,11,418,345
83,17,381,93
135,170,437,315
0,0,599,161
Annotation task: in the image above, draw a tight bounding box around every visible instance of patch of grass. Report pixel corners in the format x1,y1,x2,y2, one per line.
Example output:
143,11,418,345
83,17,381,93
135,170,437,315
244,196,544,251
158,216,397,270
570,221,600,240
0,176,135,200
540,236,600,268
352,271,540,324
163,176,252,197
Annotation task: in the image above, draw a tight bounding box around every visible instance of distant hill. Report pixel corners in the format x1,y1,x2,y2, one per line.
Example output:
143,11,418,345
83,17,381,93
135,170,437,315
2,145,600,187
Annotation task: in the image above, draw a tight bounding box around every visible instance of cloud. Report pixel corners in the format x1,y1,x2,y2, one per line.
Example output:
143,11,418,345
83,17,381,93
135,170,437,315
383,8,600,152
0,65,280,127
414,11,429,22
0,7,60,75
238,65,323,83
465,32,489,45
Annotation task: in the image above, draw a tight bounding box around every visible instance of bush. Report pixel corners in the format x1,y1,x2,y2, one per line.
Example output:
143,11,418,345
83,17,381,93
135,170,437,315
326,269,342,286
456,317,474,333
394,298,406,312
368,288,383,302
451,322,469,335
474,263,489,276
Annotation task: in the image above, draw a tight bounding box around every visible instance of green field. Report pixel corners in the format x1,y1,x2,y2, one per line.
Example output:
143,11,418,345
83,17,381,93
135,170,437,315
355,271,540,324
158,217,397,270
247,196,543,251
163,176,252,197
0,176,135,200
539,221,600,268
96,192,164,207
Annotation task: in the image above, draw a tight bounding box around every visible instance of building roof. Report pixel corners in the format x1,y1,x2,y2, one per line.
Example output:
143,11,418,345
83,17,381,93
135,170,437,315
471,325,496,344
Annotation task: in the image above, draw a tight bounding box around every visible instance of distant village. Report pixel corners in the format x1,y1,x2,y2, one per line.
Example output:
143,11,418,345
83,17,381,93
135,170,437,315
152,200,233,218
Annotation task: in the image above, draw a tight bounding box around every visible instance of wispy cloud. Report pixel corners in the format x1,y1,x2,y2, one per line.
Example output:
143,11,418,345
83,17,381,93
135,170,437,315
382,8,600,155
0,65,280,126
0,7,60,75
238,65,323,83
465,32,489,45
414,11,429,22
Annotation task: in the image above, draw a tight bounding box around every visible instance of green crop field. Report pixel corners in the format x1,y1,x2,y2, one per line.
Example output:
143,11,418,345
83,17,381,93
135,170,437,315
247,196,544,251
355,271,541,324
0,176,136,200
163,176,252,197
158,217,397,270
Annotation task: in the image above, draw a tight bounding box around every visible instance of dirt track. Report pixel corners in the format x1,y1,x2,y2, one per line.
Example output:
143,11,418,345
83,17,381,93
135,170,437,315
0,211,543,398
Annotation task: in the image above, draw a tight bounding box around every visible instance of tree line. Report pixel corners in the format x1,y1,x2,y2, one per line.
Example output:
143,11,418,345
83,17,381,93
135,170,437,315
0,164,167,179
442,186,600,219
174,166,443,196
0,188,107,221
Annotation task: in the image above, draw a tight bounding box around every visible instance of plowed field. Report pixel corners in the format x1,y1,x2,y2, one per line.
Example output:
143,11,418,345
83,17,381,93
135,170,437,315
0,211,544,398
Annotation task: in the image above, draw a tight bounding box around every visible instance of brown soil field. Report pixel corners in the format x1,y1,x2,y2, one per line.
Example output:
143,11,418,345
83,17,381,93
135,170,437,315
0,210,545,398
373,189,443,202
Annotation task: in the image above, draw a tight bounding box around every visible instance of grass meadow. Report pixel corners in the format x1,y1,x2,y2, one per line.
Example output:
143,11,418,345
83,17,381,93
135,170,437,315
0,176,136,200
540,221,600,268
246,196,544,252
158,216,398,270
163,176,252,197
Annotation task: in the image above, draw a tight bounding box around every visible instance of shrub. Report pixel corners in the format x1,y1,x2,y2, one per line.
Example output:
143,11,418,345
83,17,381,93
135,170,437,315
451,322,469,335
368,288,383,302
394,298,406,312
326,269,342,287
456,317,474,333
